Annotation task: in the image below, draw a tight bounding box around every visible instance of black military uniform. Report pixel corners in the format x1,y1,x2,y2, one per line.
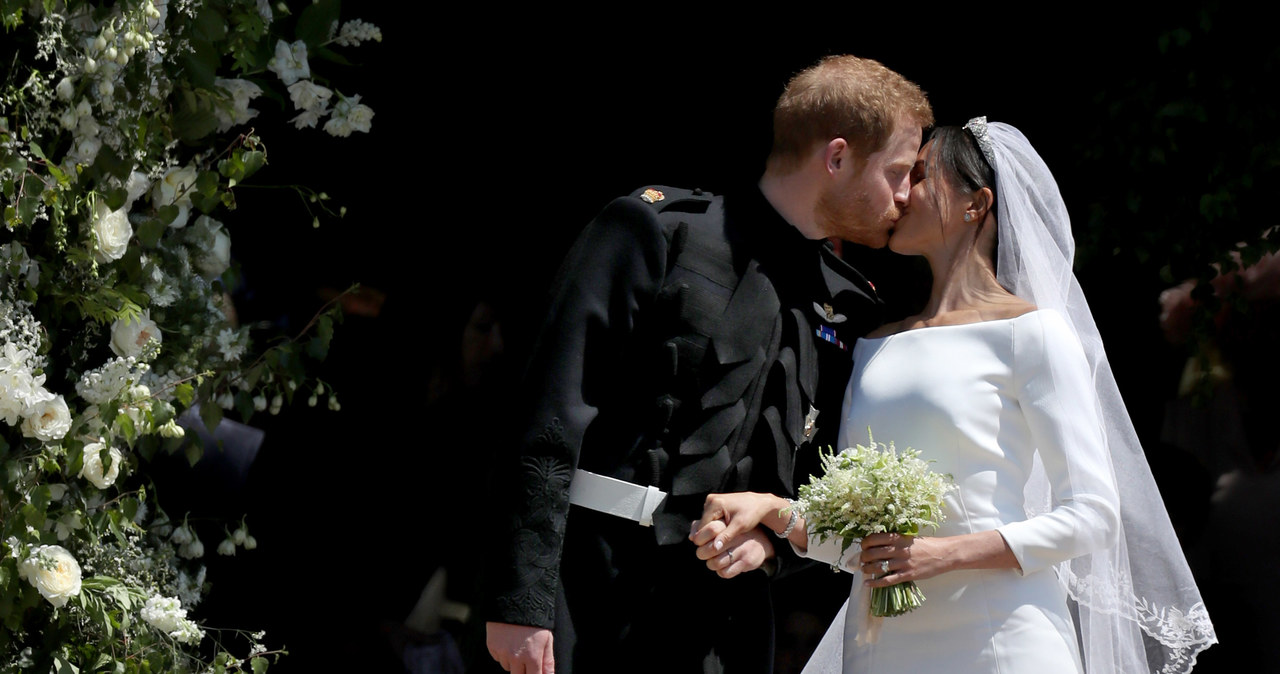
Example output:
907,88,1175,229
481,184,882,673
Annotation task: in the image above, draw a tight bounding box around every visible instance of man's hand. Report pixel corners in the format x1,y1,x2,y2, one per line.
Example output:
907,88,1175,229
689,491,784,553
486,622,554,673
690,518,776,578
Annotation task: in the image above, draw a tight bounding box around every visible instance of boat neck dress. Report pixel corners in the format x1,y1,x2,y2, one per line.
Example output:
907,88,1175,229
798,309,1120,674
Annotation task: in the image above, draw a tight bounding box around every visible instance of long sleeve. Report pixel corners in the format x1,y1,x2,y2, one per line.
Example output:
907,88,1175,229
996,310,1120,577
481,196,670,628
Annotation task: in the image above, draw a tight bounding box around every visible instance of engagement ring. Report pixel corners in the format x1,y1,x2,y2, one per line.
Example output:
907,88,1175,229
727,550,734,563
879,560,890,574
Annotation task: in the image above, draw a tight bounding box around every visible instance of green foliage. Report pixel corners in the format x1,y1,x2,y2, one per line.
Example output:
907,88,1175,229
0,0,377,671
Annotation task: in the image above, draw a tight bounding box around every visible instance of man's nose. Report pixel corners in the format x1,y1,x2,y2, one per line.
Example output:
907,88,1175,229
894,177,911,207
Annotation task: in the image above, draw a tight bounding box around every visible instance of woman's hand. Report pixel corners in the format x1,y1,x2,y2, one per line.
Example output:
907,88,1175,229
689,492,789,553
856,530,1019,588
690,518,775,578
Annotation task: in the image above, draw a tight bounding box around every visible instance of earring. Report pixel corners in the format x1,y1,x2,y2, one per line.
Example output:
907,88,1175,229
963,213,973,222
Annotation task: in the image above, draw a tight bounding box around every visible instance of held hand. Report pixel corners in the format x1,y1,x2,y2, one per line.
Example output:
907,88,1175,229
691,519,776,578
486,622,555,674
689,491,784,553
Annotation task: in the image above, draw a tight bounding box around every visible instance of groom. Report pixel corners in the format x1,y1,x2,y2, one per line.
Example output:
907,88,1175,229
482,55,931,674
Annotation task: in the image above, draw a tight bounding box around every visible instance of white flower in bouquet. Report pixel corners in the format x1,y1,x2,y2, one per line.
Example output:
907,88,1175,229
124,171,151,206
213,78,263,133
795,430,954,617
91,199,132,263
287,79,332,112
333,19,382,47
110,311,161,359
191,216,231,278
21,392,72,442
323,93,373,137
19,545,82,608
55,77,74,101
216,538,236,556
0,368,38,426
178,538,203,560
152,165,197,228
267,39,309,85
79,440,123,490
141,595,204,644
290,108,324,130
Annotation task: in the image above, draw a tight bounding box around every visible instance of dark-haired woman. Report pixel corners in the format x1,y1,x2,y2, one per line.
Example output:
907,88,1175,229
691,119,1215,674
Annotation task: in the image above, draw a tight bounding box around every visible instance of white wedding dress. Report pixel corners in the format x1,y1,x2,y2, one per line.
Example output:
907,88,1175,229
798,309,1120,674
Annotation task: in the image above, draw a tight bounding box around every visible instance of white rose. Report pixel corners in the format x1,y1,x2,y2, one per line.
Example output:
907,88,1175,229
152,165,197,228
196,218,231,278
124,171,151,207
21,392,71,442
91,199,132,263
109,311,161,359
79,440,122,489
18,545,82,608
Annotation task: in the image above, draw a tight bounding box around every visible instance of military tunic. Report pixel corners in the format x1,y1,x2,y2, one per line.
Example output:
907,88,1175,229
481,184,882,673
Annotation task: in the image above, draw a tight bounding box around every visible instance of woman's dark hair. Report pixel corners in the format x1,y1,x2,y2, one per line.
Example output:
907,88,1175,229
925,125,996,203
924,124,999,263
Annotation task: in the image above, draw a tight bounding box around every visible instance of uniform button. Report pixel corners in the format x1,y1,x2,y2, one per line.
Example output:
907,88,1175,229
692,187,703,196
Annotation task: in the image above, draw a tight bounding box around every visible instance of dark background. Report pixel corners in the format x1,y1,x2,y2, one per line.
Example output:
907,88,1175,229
168,4,1278,673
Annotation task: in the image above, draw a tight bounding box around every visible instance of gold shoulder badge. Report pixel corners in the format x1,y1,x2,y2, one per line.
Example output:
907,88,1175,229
640,188,665,204
813,301,847,324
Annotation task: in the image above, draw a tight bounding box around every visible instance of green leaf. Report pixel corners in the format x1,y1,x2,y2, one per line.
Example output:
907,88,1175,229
136,216,166,248
295,0,341,45
116,413,136,446
251,657,268,674
175,383,195,407
104,187,128,211
172,88,220,142
200,400,223,434
185,441,202,467
17,195,37,224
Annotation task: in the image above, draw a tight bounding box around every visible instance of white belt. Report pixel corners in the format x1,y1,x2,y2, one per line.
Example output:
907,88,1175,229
568,469,667,527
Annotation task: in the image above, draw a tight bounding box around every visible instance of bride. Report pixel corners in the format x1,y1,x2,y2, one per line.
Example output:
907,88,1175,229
689,118,1217,673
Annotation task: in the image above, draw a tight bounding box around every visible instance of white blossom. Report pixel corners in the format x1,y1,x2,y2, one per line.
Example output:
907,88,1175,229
216,328,246,361
286,80,331,112
212,78,263,132
110,311,162,359
141,595,204,644
333,19,381,47
216,538,235,556
323,93,372,137
79,440,123,489
192,216,231,278
21,392,72,442
266,39,309,85
152,165,198,228
91,199,132,263
290,108,325,130
19,545,82,608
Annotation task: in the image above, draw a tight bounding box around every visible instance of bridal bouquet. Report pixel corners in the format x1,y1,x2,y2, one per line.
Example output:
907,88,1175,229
794,430,954,617
0,0,378,671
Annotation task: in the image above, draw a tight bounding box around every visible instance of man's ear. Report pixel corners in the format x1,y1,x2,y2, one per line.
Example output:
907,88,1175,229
824,137,849,176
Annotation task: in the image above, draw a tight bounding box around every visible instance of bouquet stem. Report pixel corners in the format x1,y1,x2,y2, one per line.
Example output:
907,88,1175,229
870,580,926,617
